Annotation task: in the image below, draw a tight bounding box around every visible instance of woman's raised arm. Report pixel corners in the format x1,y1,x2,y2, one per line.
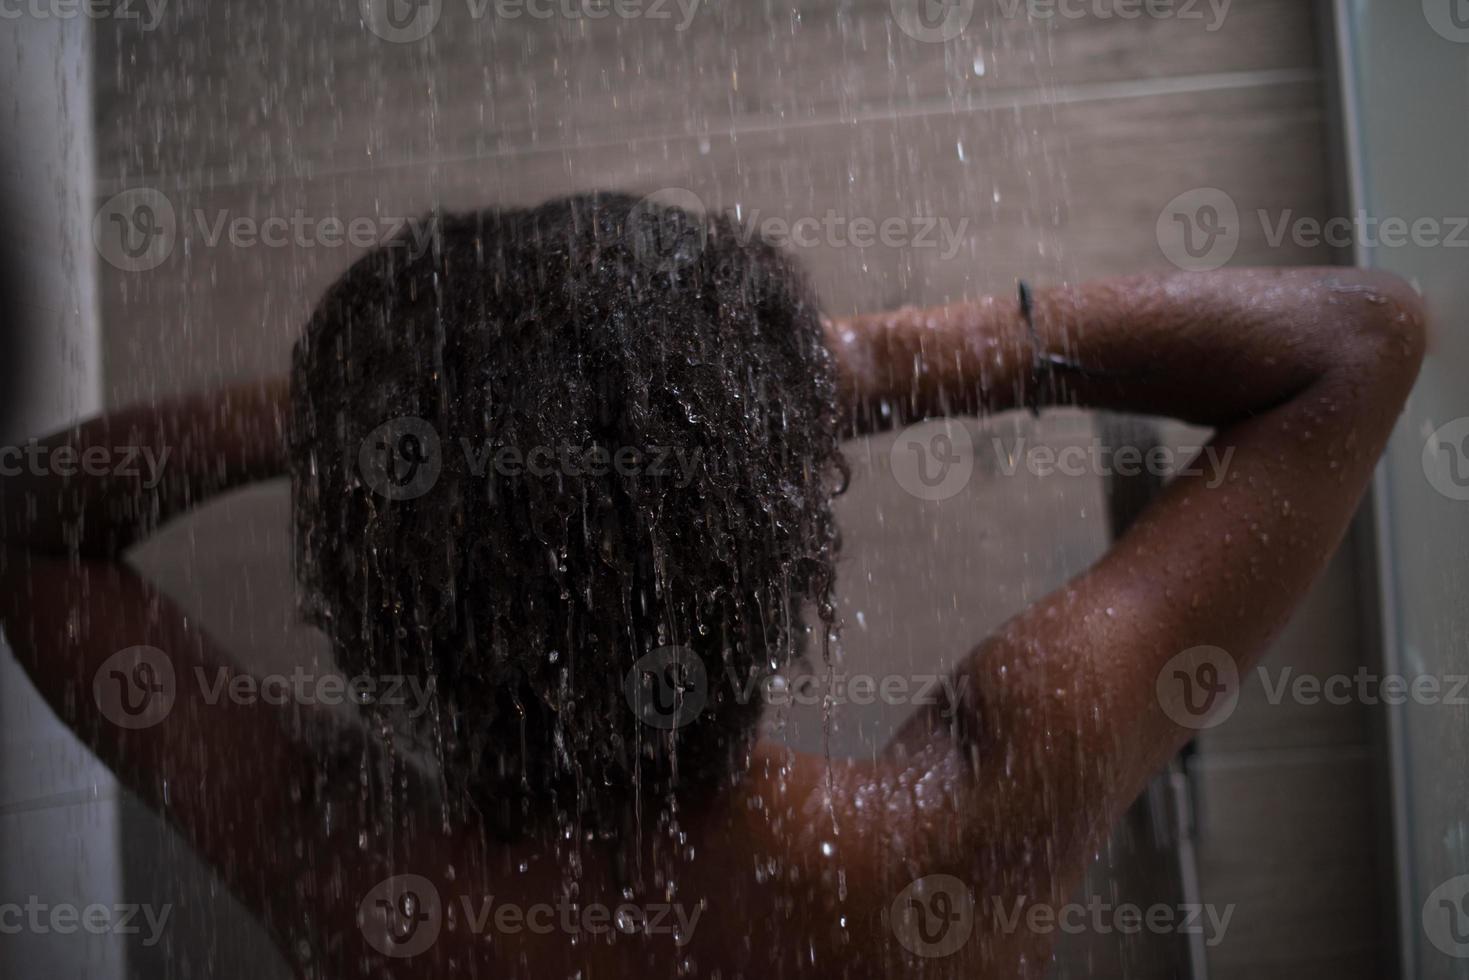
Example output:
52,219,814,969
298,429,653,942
822,268,1425,918
0,376,289,557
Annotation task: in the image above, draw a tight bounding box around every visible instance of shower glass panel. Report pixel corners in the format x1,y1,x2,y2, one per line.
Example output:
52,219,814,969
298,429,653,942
1334,3,1469,977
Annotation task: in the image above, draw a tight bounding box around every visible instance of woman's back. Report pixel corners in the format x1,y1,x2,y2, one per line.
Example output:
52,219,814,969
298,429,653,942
0,190,1426,977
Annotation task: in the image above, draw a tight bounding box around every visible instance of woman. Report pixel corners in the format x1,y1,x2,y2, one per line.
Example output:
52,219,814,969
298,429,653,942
0,193,1425,977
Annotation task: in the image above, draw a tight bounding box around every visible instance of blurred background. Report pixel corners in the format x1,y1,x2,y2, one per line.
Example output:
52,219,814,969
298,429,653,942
2,1,1466,977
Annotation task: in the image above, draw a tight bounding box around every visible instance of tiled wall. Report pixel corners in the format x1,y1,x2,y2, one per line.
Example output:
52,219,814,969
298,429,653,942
92,2,1390,977
0,13,121,980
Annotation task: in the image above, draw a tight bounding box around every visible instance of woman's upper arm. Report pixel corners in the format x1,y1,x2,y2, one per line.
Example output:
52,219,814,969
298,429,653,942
0,546,327,916
874,273,1426,898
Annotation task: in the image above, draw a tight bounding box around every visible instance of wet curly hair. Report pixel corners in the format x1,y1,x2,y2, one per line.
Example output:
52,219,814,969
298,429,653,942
289,192,843,831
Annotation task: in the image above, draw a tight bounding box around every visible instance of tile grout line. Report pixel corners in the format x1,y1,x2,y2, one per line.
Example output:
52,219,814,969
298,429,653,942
0,784,121,816
1192,742,1377,773
96,68,1320,194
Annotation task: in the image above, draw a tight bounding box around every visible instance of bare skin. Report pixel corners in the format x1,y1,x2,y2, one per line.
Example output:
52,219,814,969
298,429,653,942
0,267,1426,977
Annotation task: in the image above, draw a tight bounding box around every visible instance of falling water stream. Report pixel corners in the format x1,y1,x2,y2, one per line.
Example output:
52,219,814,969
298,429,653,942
18,4,1467,980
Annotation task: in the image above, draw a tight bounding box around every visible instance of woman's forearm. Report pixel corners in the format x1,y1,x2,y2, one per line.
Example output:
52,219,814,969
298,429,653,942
826,268,1424,431
0,377,290,557
873,268,1424,896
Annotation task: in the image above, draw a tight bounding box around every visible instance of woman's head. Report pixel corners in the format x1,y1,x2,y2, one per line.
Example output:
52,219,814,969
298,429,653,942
289,192,842,824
